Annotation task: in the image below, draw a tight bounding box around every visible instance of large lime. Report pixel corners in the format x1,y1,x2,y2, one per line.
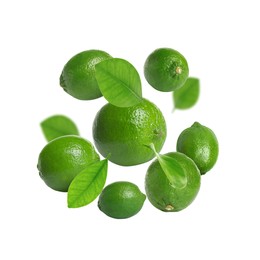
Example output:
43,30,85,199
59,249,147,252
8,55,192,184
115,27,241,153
92,98,167,166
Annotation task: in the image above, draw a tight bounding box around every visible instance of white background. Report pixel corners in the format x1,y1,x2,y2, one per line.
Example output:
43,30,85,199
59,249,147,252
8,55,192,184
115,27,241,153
1,0,259,259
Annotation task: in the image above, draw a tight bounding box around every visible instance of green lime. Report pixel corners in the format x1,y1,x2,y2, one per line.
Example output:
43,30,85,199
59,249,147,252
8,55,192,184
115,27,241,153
60,50,112,100
92,98,167,166
177,122,219,174
98,181,146,219
37,135,100,192
144,48,189,92
145,152,201,212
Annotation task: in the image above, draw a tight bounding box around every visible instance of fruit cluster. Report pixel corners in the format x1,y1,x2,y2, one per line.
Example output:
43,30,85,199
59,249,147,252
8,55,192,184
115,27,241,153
37,48,219,219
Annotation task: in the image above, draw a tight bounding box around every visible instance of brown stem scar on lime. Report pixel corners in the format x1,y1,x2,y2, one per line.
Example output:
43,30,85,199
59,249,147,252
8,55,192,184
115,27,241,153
176,67,182,74
165,205,174,211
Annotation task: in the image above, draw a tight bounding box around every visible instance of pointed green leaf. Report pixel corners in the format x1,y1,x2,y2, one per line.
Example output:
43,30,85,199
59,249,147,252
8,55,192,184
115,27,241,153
157,155,187,189
68,159,108,208
95,58,142,107
40,115,79,142
148,143,187,189
173,77,200,109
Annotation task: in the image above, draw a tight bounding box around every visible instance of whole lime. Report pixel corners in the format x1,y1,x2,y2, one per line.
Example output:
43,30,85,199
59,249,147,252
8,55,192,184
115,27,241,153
98,181,146,219
92,98,167,166
60,50,112,100
145,152,201,212
177,122,219,174
144,48,189,92
37,135,100,192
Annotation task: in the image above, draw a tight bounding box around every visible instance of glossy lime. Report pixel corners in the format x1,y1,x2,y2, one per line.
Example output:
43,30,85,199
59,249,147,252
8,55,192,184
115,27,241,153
37,135,100,192
92,98,167,166
98,181,146,219
145,152,201,212
177,122,219,174
144,48,189,92
60,50,112,100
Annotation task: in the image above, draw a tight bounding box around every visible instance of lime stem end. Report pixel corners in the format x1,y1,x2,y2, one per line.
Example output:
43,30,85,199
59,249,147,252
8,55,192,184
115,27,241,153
176,66,182,74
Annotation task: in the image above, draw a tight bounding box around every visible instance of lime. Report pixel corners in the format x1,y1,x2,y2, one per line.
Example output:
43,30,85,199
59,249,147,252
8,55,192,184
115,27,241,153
60,50,112,100
37,135,100,192
144,48,189,92
145,152,201,212
92,98,167,166
98,181,146,219
177,122,219,174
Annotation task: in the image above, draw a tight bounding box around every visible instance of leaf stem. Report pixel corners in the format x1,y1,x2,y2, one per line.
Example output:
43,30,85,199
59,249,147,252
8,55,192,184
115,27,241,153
147,143,160,158
106,153,112,160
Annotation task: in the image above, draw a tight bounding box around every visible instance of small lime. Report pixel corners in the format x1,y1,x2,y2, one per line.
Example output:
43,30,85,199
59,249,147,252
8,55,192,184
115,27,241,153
92,98,167,166
144,48,189,92
98,181,146,219
37,135,100,192
60,50,112,100
145,152,201,212
177,122,219,174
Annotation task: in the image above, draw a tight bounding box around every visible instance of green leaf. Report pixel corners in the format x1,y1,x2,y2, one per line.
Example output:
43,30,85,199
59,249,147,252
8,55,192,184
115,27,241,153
40,115,79,142
95,58,142,107
173,77,200,109
157,155,187,189
149,143,187,189
67,159,108,208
